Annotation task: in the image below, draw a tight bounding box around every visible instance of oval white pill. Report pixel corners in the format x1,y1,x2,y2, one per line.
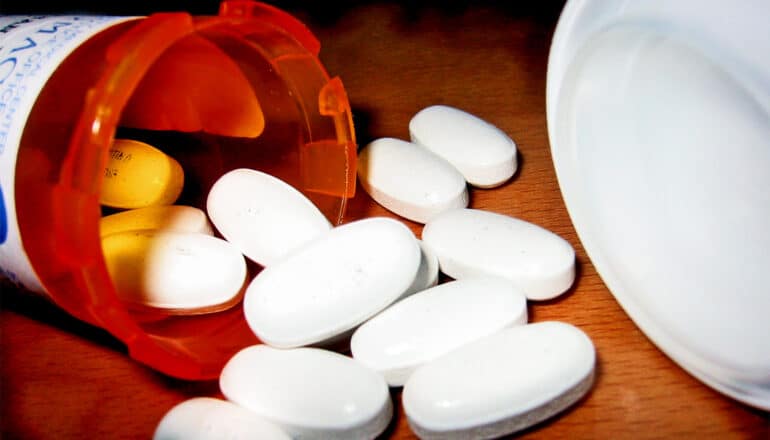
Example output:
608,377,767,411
357,137,468,224
102,230,247,312
220,345,393,440
244,217,421,347
153,397,290,440
402,240,440,298
206,168,332,266
403,321,595,439
351,277,527,386
422,208,575,300
409,105,518,188
100,205,214,237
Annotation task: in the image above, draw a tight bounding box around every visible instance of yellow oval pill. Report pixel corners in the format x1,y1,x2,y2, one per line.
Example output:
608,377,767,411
100,139,184,209
100,205,214,238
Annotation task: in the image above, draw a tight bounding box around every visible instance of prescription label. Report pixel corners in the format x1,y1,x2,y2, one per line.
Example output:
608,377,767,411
0,184,7,244
0,15,131,293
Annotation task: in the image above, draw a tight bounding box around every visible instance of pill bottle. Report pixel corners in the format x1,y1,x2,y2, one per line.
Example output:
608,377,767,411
0,1,357,379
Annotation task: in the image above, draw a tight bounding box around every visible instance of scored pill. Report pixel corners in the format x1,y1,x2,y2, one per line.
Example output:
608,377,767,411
243,217,421,348
357,137,468,224
100,205,214,237
409,105,518,188
402,321,595,439
422,208,575,300
102,230,246,313
351,277,527,386
153,397,290,440
220,345,393,440
100,138,184,209
206,168,332,266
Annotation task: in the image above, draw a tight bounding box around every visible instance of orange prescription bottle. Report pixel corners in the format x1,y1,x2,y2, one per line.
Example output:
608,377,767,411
0,1,357,379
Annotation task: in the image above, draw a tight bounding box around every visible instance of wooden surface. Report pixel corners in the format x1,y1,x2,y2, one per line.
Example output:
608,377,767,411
2,2,769,438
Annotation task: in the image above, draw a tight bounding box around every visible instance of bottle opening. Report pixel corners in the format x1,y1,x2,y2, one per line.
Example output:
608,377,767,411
14,3,356,379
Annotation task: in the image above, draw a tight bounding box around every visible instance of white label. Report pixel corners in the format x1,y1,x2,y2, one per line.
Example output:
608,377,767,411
0,15,132,293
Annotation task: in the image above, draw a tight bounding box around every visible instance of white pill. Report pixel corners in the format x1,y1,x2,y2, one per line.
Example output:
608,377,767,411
244,217,421,348
403,321,595,439
409,105,517,188
102,230,247,312
357,137,468,223
100,205,214,238
220,345,393,440
422,208,575,300
351,277,527,386
153,397,290,440
206,168,331,266
402,240,440,298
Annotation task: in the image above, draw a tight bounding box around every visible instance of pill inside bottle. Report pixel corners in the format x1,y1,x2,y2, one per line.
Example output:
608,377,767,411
8,3,357,379
99,139,185,209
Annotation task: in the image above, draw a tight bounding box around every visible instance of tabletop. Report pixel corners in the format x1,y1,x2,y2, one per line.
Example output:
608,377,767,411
2,1,769,438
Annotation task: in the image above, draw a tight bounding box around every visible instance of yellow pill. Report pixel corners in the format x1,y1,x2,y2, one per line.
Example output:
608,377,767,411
100,205,214,238
100,139,184,209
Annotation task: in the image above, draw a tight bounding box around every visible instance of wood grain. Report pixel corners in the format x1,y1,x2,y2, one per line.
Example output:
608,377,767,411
2,2,768,438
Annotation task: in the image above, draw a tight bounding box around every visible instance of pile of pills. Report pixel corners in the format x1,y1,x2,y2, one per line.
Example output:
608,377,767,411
99,139,248,313
101,106,594,439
